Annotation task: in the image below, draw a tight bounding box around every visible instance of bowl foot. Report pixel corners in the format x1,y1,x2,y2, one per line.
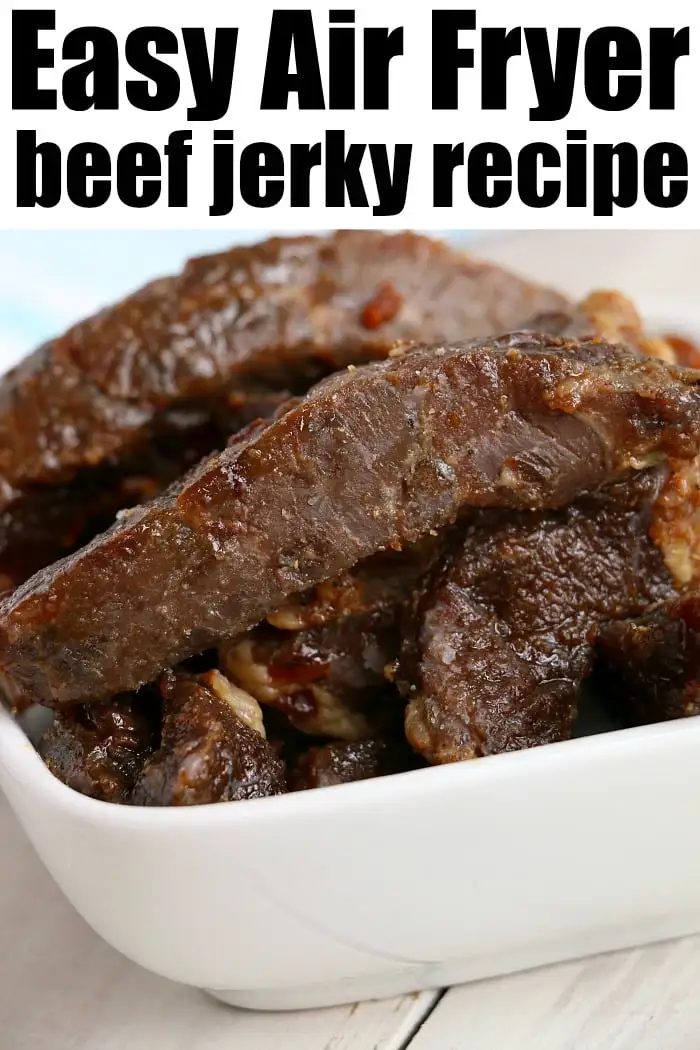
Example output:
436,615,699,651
205,968,437,1011
204,917,700,1012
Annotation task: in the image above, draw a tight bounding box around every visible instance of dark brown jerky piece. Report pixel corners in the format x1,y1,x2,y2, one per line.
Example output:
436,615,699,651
529,292,700,591
131,671,286,807
0,390,290,592
0,232,567,495
596,592,700,725
291,739,415,790
0,234,565,589
3,335,700,710
233,542,443,741
266,541,441,631
403,470,677,764
224,542,442,740
0,410,236,590
221,608,402,740
38,693,158,802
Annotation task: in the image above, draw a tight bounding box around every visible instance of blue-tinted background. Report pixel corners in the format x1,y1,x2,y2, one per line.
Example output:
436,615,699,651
0,230,475,372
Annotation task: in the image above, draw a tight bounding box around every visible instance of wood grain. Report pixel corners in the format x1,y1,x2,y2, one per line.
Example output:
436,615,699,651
409,940,700,1050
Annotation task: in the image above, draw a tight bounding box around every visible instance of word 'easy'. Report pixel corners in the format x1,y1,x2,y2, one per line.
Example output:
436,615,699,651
12,10,689,119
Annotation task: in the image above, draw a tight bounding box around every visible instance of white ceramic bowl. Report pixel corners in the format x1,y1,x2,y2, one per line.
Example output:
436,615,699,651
3,702,700,1011
3,305,700,1012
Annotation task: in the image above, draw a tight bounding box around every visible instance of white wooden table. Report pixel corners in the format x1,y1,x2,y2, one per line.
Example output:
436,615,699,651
3,231,700,1050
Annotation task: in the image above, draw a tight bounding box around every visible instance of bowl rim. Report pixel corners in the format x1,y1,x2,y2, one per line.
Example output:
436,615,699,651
3,698,700,831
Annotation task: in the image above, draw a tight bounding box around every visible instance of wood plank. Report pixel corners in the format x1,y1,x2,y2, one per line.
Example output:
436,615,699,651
0,797,438,1050
407,938,700,1050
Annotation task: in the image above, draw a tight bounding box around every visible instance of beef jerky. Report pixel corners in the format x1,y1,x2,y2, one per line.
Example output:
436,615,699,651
403,470,677,764
266,541,440,631
131,670,286,806
38,692,158,802
291,739,415,790
0,233,566,588
0,389,291,591
2,335,700,709
0,232,567,496
596,592,700,725
530,292,700,586
529,289,677,362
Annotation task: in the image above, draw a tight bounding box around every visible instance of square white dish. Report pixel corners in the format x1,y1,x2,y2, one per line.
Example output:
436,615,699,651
3,701,700,1012
2,289,700,1013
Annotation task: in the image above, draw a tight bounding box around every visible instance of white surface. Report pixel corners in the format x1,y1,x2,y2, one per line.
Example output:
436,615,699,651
4,231,700,1046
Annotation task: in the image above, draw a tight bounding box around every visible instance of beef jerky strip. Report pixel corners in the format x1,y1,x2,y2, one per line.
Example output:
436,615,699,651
291,739,419,791
0,404,262,590
556,294,700,588
265,290,686,748
131,670,286,806
0,234,566,589
222,540,443,741
38,692,158,803
2,334,700,710
0,232,567,496
402,469,678,764
266,539,440,631
530,290,700,587
596,592,700,725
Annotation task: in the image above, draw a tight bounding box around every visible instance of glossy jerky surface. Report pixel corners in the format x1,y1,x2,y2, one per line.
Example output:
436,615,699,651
131,671,286,806
291,739,415,790
0,233,567,589
0,232,568,494
38,694,158,802
596,592,700,725
403,471,677,764
222,609,401,740
3,335,700,709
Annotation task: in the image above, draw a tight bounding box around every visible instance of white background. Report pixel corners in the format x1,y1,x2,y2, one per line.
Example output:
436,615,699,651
0,0,697,228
